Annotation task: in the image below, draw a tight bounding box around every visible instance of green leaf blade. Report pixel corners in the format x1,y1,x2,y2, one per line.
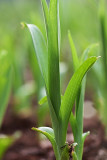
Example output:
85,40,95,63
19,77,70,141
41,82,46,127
26,24,48,89
41,0,49,34
68,31,79,71
74,78,86,160
32,127,60,159
32,127,55,138
48,0,61,117
82,131,90,144
60,56,98,145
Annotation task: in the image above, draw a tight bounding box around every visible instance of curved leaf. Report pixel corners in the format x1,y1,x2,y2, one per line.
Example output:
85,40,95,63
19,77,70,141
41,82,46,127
59,56,98,145
33,127,55,138
32,127,60,159
26,24,48,90
82,131,90,144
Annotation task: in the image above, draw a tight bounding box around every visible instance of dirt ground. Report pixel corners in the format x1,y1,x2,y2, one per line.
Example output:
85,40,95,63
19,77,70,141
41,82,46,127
0,102,107,160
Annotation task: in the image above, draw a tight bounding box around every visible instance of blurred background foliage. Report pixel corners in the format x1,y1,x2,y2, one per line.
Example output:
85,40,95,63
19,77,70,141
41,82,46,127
0,0,107,129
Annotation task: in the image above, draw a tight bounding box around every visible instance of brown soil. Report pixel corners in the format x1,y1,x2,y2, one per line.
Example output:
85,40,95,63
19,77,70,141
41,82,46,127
0,104,107,160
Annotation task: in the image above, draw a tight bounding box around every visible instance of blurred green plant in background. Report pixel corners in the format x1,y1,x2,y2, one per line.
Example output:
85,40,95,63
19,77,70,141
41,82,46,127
89,0,107,134
0,50,20,160
0,0,44,115
0,50,12,126
98,0,107,131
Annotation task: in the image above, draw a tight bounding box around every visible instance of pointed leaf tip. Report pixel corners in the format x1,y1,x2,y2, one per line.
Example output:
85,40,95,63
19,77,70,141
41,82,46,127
97,56,101,59
21,22,27,29
68,30,79,71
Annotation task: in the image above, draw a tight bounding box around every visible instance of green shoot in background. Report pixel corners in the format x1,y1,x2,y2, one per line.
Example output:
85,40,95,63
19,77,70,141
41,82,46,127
0,50,12,160
98,0,107,131
0,133,21,160
0,135,14,160
0,50,12,127
90,0,107,134
0,50,20,160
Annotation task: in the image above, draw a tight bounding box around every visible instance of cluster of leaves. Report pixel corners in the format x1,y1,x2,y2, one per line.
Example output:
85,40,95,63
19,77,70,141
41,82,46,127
25,0,98,159
68,33,99,159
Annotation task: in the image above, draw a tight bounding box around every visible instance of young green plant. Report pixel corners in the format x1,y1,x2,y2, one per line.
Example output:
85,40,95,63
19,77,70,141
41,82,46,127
68,32,99,160
24,0,98,159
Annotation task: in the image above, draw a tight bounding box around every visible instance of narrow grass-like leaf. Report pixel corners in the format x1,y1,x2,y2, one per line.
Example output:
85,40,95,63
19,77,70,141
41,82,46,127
71,44,98,159
70,112,77,137
25,24,59,123
26,22,60,145
48,0,61,116
26,24,48,89
60,57,98,145
58,0,61,54
39,95,64,106
41,0,49,34
32,127,60,159
74,78,86,160
68,31,79,71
